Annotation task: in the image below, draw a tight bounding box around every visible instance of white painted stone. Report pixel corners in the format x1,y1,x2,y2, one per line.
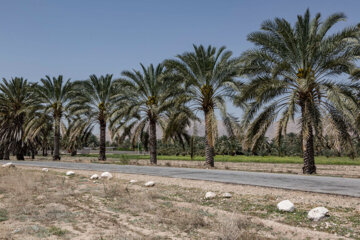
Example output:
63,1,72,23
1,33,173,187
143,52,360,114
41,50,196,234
144,181,155,187
101,172,113,179
90,174,99,180
2,162,15,168
222,192,232,198
129,179,137,183
42,168,48,172
308,207,329,221
277,200,295,212
66,171,75,176
205,192,216,199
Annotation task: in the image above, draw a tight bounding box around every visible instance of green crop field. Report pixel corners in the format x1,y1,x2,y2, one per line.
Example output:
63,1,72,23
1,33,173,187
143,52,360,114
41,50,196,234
78,154,360,165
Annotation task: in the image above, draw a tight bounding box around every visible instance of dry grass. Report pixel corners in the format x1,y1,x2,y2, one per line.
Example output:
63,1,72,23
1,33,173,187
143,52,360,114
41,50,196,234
0,166,358,239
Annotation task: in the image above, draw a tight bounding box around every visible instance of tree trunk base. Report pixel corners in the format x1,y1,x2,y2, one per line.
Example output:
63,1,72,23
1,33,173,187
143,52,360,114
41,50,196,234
204,162,214,168
53,155,61,161
302,165,316,174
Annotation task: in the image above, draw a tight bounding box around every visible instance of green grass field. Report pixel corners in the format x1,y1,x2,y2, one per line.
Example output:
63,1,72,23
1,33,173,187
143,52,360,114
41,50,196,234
78,154,360,165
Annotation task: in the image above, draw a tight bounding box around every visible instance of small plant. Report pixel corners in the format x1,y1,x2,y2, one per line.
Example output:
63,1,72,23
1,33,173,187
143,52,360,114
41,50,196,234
48,226,67,236
103,182,124,199
119,155,130,165
0,208,8,222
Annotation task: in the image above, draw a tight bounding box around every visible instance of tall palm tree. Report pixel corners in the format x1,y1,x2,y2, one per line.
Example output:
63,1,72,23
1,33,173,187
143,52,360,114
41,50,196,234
237,9,360,174
71,74,116,160
164,45,242,167
111,64,184,164
0,78,36,160
35,75,73,160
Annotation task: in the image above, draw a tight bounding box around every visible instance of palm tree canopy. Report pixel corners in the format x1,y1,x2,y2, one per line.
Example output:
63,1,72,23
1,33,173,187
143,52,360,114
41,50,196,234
237,9,360,153
0,77,36,147
111,63,186,145
35,75,74,117
71,74,117,123
164,44,242,113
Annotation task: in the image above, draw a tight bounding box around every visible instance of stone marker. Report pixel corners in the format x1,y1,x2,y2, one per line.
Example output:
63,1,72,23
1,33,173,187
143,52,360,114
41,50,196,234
66,171,75,176
144,181,155,187
2,162,15,168
221,192,232,198
90,174,99,180
101,172,113,179
205,192,216,199
277,200,295,212
308,207,329,221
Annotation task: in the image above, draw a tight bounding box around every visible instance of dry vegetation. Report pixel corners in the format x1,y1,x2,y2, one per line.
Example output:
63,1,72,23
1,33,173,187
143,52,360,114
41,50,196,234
0,166,359,239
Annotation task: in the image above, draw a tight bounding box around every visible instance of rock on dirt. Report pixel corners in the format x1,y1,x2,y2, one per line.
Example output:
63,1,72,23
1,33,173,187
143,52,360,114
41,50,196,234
66,171,75,176
144,181,155,187
308,207,329,221
205,192,216,199
42,168,49,172
101,172,113,179
2,162,15,168
129,179,137,183
90,174,99,180
221,192,232,198
277,200,295,212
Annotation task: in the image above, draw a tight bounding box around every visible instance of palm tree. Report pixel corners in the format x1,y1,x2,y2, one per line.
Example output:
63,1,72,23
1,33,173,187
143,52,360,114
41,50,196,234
35,75,73,160
0,78,36,160
71,74,116,160
61,117,94,156
25,113,53,156
164,45,242,167
237,9,360,174
111,64,184,164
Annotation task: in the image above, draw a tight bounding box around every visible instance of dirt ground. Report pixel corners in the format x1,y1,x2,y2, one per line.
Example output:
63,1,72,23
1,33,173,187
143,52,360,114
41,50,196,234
0,165,359,239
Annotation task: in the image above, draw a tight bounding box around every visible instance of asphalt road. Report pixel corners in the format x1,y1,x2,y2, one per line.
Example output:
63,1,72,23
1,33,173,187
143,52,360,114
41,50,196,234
4,160,360,197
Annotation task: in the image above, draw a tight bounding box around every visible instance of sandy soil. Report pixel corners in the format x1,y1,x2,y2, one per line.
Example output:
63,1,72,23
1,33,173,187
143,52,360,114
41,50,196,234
0,165,357,239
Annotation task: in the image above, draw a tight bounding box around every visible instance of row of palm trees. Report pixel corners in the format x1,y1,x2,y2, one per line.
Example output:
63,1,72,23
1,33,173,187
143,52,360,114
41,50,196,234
1,10,360,174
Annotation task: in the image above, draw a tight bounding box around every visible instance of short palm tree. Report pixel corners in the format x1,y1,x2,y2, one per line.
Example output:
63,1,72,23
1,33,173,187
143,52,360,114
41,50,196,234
61,117,94,156
0,78,36,160
71,74,117,160
25,112,53,156
35,75,73,160
164,45,242,167
111,64,184,164
237,9,360,174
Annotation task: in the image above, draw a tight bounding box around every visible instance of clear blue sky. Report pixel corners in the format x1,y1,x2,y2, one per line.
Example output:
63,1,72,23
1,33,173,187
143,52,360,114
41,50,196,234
1,0,359,116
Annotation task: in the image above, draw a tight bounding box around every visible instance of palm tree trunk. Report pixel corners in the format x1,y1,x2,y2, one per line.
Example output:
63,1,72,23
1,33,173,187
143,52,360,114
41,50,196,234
0,148,3,160
190,136,194,160
42,147,47,156
16,141,25,160
149,119,157,164
301,104,316,174
204,110,214,167
53,115,61,160
98,118,106,161
4,147,10,160
16,152,24,160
